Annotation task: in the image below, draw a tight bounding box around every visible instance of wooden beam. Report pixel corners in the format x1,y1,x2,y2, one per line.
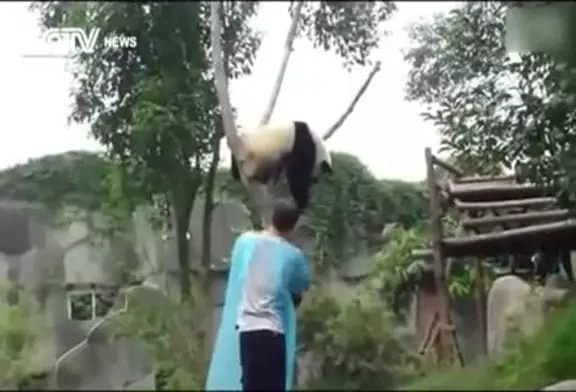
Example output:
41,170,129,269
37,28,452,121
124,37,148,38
431,155,464,178
455,174,516,184
461,209,569,230
443,220,576,258
454,197,557,211
448,181,554,202
493,267,532,275
412,249,434,259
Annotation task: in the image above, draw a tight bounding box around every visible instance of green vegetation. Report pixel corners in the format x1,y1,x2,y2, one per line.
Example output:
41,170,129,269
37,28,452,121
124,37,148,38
405,2,576,202
404,299,576,390
298,290,414,390
0,285,39,389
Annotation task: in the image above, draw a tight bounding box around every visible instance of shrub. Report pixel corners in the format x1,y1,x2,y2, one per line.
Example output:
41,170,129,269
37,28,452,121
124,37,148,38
298,288,413,390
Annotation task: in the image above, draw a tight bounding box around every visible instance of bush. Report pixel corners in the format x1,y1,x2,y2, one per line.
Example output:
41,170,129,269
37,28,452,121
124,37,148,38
298,288,414,390
373,226,429,319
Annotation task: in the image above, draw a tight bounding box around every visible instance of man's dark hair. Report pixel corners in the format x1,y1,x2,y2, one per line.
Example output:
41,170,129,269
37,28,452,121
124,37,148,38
271,198,300,233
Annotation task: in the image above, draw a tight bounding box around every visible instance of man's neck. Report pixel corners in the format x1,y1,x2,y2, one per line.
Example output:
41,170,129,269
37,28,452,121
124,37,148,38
265,227,287,240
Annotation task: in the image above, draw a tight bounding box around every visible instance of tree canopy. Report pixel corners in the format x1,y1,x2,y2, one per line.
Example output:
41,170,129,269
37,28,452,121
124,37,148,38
405,2,576,201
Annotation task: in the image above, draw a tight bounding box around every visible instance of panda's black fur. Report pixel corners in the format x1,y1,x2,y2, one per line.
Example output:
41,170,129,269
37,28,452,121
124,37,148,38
230,121,326,212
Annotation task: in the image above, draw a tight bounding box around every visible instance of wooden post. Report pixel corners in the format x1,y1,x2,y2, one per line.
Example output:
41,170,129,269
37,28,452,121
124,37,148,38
424,148,452,363
475,258,487,356
466,211,488,357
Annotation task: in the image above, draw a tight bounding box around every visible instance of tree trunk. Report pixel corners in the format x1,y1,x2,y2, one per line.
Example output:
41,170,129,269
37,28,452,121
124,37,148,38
173,188,196,301
199,122,223,363
201,122,223,273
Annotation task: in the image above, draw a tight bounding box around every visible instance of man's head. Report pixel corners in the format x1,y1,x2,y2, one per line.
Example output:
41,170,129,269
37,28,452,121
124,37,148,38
271,198,300,235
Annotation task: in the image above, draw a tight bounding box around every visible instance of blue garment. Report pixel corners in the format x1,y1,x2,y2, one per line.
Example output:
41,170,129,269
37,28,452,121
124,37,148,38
205,232,310,391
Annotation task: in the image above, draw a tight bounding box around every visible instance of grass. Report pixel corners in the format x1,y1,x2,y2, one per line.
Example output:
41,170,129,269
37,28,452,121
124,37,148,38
401,299,576,390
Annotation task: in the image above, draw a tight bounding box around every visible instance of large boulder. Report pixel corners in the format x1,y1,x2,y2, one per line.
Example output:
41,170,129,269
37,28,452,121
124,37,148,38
487,275,569,358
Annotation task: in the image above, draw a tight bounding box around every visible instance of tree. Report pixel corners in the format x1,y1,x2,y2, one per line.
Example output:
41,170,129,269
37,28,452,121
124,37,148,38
404,2,576,202
210,1,396,226
32,2,262,299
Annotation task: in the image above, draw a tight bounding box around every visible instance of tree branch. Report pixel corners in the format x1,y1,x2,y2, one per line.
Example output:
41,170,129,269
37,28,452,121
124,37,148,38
210,2,242,155
211,2,272,227
322,61,382,141
259,1,304,125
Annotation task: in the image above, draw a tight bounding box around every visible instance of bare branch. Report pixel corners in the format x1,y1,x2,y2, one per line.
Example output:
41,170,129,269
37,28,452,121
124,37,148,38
211,2,271,227
210,2,242,155
259,1,304,125
322,61,382,141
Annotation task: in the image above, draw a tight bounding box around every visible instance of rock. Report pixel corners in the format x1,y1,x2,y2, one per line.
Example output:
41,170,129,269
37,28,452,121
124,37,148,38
487,275,569,358
542,380,576,390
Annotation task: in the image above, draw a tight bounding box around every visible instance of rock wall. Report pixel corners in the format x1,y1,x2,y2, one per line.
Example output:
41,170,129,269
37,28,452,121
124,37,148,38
0,197,388,389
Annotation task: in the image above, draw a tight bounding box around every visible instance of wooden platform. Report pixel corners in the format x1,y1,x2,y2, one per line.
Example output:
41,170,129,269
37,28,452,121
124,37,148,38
445,220,576,257
448,181,554,202
412,149,574,366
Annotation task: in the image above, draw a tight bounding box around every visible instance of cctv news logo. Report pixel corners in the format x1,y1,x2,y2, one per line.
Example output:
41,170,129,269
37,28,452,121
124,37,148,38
22,28,137,59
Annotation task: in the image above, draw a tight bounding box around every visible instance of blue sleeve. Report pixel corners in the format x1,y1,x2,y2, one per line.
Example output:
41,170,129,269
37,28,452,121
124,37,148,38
289,250,310,295
228,233,246,265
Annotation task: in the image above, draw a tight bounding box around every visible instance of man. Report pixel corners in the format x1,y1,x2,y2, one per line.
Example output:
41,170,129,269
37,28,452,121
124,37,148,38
205,199,311,391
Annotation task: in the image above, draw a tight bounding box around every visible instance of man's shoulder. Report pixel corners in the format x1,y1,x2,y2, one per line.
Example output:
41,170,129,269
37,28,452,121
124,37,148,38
236,231,305,257
235,230,261,244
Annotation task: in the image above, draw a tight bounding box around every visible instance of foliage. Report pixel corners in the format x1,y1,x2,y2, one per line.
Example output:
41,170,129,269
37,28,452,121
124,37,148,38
0,151,141,215
297,288,414,390
304,152,427,271
0,286,40,388
373,227,429,318
404,2,576,203
379,179,428,229
0,151,149,236
403,297,576,390
292,2,397,70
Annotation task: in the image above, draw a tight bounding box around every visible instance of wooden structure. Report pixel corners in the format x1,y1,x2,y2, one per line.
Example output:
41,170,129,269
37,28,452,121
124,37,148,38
413,148,576,366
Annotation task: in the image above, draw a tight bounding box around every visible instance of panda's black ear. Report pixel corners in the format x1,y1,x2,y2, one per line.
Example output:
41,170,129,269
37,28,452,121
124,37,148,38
231,153,241,180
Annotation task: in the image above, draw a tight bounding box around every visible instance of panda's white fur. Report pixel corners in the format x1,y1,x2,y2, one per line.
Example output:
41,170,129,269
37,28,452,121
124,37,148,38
308,127,332,179
239,122,296,168
231,121,332,211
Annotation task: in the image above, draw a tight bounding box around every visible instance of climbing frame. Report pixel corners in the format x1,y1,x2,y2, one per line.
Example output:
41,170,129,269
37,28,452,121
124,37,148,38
413,147,576,366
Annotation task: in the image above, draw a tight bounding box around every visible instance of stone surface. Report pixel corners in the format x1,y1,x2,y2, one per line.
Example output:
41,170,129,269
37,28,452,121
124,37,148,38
52,286,158,390
542,380,576,390
487,275,568,358
189,199,250,267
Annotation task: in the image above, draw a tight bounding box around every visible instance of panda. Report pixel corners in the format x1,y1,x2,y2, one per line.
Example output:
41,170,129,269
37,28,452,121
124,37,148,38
230,121,332,212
